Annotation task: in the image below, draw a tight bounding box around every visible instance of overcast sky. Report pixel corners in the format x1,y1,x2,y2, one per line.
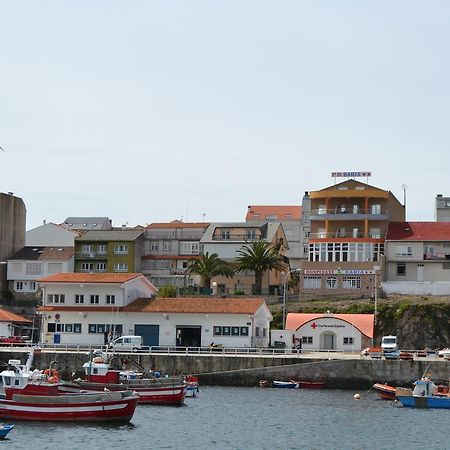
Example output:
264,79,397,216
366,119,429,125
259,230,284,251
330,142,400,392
1,1,449,230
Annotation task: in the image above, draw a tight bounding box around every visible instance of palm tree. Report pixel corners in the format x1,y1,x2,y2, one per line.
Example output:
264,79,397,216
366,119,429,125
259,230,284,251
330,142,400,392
186,252,234,290
235,241,285,295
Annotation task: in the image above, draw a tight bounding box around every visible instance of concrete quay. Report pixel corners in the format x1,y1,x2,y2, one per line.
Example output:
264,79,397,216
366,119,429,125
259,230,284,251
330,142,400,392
0,349,448,389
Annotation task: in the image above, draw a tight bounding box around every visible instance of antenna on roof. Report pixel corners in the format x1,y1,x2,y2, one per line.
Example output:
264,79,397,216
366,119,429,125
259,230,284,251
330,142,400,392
202,213,206,223
402,184,407,219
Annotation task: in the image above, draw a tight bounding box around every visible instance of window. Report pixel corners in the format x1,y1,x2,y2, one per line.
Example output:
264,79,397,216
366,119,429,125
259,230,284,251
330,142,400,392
222,326,231,336
114,263,128,272
214,326,248,336
180,242,200,255
47,323,56,332
221,230,230,240
397,263,406,276
371,204,381,215
106,295,115,304
90,295,99,304
342,276,361,289
304,277,321,289
114,244,129,254
246,230,256,240
343,337,354,345
74,324,82,333
326,277,337,289
48,262,63,274
240,327,249,336
81,245,93,253
88,324,121,334
75,294,84,304
163,241,171,252
395,246,413,257
65,324,73,333
81,263,93,271
26,262,42,276
47,294,65,304
213,326,222,336
97,244,107,254
96,262,106,272
302,336,313,344
15,281,23,291
232,327,240,336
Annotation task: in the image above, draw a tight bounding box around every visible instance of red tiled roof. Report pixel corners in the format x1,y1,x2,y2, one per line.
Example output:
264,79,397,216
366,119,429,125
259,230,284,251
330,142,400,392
286,313,374,338
122,297,266,314
38,273,143,283
38,306,121,312
0,309,32,323
147,221,209,229
246,206,302,221
387,222,450,241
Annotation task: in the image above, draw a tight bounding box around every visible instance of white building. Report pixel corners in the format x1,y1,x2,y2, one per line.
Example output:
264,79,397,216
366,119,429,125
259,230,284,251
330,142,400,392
280,312,374,352
26,222,80,247
37,271,272,347
0,308,32,338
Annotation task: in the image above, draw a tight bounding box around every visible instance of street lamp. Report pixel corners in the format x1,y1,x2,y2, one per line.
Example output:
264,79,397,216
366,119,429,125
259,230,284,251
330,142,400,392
282,268,301,329
373,265,380,346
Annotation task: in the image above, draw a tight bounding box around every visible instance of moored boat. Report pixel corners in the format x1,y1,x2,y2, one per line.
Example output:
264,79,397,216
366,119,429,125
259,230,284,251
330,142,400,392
297,381,326,389
372,383,396,400
0,352,139,422
396,377,450,409
273,380,299,389
185,375,199,397
0,424,14,439
62,353,186,406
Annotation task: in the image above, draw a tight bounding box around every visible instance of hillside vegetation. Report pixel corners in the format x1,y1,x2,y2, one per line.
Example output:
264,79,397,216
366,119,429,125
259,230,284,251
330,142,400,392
268,295,450,350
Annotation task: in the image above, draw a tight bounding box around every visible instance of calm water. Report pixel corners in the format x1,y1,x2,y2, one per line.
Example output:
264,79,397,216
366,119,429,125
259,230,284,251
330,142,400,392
3,386,449,450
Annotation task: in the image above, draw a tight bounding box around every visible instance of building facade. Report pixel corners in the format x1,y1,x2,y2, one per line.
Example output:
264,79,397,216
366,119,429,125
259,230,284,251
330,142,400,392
26,222,79,247
435,194,450,222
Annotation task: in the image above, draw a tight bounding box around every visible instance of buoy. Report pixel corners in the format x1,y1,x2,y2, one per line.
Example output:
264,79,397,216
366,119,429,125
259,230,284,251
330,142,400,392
354,393,361,400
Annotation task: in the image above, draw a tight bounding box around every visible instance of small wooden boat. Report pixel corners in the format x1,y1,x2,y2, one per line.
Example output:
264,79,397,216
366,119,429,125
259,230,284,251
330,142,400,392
297,381,326,389
396,377,450,409
0,424,14,439
273,380,299,389
372,383,396,400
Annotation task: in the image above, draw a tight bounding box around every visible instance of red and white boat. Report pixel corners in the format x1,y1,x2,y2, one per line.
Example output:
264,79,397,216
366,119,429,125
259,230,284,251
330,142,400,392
0,351,139,422
62,354,186,406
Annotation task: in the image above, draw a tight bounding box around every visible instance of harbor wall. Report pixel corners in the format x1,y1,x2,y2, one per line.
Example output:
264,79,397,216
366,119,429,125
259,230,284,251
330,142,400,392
1,351,449,389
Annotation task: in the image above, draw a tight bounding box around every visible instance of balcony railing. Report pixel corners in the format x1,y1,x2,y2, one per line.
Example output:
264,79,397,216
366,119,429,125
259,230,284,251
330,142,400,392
212,234,263,241
311,208,387,216
310,232,382,239
75,251,108,259
424,253,450,260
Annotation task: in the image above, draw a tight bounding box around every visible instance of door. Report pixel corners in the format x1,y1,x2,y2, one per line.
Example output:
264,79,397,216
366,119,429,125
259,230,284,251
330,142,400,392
417,264,424,282
176,326,202,347
134,325,159,347
322,332,335,350
53,334,61,344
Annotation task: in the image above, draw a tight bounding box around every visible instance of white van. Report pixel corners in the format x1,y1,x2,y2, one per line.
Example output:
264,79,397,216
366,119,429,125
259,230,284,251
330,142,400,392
381,335,398,353
109,335,143,352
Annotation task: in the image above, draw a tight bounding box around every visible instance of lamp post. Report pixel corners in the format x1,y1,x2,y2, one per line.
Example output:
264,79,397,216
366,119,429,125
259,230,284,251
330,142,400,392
373,265,380,346
282,269,301,329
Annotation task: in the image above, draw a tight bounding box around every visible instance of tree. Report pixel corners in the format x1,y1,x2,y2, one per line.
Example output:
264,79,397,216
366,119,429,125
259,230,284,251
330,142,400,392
235,241,285,295
186,252,234,290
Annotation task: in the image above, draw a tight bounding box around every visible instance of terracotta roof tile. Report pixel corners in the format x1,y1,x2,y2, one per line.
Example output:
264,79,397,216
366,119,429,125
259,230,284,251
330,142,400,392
246,206,302,221
286,313,374,338
0,308,32,323
122,297,266,314
387,222,450,241
38,273,143,283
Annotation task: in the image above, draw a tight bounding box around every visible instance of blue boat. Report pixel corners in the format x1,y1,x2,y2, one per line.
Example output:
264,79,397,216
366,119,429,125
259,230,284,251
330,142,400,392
272,380,299,389
396,377,450,409
0,424,14,439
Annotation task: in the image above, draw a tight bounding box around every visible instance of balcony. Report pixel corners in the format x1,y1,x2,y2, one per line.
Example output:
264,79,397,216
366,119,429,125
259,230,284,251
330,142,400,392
211,234,262,241
75,251,108,259
424,253,450,260
310,208,388,221
309,231,383,240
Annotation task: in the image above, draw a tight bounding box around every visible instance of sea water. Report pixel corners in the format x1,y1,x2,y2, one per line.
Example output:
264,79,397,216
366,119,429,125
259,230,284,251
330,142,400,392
5,386,449,450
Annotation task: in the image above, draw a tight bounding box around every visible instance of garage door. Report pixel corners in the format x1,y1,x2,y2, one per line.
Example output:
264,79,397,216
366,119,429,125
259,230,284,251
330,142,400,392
134,324,160,347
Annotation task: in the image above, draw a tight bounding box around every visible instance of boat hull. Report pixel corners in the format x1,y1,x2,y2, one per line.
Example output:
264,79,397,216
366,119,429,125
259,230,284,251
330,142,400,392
63,381,186,406
0,424,13,439
372,383,396,400
298,381,326,389
0,394,139,422
397,396,450,409
273,381,299,389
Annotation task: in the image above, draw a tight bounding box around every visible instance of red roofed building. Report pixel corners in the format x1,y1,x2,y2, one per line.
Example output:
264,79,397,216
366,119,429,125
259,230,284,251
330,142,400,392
384,222,450,295
274,312,374,351
0,308,32,339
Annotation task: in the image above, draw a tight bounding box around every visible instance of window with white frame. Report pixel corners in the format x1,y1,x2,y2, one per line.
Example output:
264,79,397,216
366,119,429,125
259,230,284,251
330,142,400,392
81,245,93,253
47,294,65,304
106,295,115,304
97,244,107,254
326,277,337,289
221,230,230,240
163,241,171,252
114,244,129,254
81,263,93,271
75,294,84,304
343,337,354,345
26,262,42,276
395,245,413,257
15,281,23,291
114,263,128,272
302,336,313,344
90,295,99,304
397,263,406,276
342,276,361,289
150,241,159,252
304,277,321,289
246,229,256,240
96,262,106,272
179,242,200,255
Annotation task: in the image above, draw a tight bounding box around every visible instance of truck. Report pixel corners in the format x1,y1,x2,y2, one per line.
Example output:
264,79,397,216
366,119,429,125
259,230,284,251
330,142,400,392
381,335,398,353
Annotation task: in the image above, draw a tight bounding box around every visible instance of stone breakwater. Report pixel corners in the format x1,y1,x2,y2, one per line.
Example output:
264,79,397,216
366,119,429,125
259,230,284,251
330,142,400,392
1,351,448,389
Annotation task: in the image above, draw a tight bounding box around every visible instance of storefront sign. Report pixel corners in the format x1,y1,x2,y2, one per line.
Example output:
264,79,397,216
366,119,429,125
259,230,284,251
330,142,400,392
331,171,371,177
303,269,375,275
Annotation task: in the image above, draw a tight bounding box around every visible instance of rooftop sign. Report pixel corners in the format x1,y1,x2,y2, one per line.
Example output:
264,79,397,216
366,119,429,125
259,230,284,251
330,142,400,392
331,171,371,178
303,269,375,275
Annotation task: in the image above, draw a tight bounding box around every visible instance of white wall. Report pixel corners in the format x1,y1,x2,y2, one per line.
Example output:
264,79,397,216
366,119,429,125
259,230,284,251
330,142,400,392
26,223,77,246
382,281,450,295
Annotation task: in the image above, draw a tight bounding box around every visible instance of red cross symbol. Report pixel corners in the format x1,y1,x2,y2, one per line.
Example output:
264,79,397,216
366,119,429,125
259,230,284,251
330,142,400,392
311,322,317,329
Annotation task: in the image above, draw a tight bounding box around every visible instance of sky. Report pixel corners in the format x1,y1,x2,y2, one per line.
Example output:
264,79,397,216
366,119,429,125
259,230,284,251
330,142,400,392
1,1,450,230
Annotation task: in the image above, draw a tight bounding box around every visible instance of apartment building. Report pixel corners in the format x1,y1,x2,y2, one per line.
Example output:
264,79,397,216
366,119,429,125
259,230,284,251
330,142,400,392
435,194,450,222
299,177,405,297
142,221,209,287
